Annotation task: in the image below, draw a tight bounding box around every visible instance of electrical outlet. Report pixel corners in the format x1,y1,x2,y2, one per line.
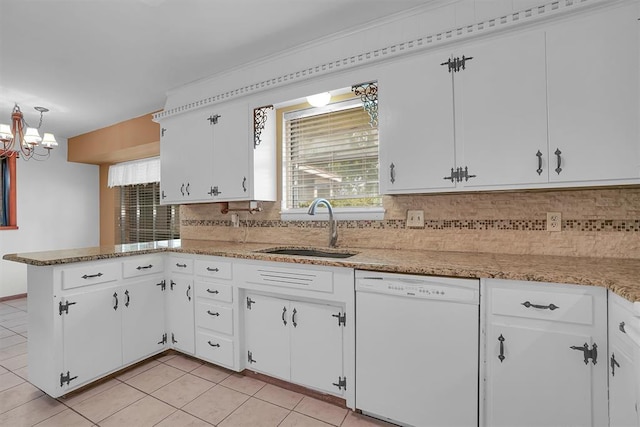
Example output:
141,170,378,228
231,213,240,228
547,212,561,232
406,210,425,228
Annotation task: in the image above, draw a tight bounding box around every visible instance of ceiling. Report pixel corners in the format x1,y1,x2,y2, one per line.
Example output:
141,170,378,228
0,0,432,140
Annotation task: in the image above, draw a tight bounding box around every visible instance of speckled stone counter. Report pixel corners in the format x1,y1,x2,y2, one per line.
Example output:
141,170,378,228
4,239,640,303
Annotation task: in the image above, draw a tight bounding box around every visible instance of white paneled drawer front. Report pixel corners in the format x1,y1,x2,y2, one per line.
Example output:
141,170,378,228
244,265,334,293
194,258,232,280
169,256,193,274
61,262,120,290
195,281,232,303
491,287,594,325
196,331,234,367
122,257,164,278
196,301,233,335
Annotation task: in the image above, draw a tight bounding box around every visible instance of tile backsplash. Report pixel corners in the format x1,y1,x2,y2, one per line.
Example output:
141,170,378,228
180,187,640,259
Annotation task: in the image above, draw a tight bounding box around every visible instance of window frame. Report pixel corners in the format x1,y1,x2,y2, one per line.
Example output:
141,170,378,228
0,153,18,230
279,97,383,221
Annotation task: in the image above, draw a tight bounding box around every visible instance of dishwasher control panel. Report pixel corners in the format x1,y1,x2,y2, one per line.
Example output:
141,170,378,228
356,272,479,304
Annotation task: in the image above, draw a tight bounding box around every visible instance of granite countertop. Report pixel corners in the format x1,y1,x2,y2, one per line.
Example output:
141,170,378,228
4,239,640,303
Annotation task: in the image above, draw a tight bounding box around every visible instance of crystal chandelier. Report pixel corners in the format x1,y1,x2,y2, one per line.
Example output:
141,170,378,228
0,103,58,160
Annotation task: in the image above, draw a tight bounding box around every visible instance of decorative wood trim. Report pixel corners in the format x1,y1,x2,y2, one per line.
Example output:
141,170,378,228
153,0,604,121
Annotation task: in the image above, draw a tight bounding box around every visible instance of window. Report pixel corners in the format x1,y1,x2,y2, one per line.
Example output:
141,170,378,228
116,183,179,244
0,154,17,229
282,97,381,217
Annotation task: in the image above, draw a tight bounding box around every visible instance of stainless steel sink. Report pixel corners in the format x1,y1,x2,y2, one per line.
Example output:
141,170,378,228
257,247,357,259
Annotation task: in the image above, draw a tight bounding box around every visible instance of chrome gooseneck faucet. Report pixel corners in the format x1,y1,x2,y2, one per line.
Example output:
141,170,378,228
307,198,338,248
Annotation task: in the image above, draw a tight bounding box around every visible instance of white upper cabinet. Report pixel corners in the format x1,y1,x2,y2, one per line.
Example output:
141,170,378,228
378,49,456,193
159,102,276,205
455,30,549,187
546,3,640,184
379,2,640,194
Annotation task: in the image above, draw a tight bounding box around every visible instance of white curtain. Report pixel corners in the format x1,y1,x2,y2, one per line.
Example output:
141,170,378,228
107,157,160,187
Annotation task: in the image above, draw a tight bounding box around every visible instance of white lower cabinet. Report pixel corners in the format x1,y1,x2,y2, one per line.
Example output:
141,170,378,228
608,291,640,427
244,293,345,396
193,256,240,370
165,276,195,354
482,279,608,427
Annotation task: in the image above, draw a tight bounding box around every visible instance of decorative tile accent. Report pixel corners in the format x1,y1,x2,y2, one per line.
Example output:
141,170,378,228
182,218,639,233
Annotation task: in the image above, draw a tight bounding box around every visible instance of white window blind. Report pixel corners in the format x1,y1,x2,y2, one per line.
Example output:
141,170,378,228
283,98,380,210
108,157,160,188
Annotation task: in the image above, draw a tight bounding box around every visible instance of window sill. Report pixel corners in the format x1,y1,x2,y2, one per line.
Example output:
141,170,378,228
0,226,19,231
281,207,385,221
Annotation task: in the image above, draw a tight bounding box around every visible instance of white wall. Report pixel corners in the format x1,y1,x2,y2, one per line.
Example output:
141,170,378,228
0,138,99,298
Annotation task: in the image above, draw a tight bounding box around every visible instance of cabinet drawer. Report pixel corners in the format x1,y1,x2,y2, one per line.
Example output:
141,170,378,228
122,257,164,278
62,263,120,290
196,331,234,367
194,259,232,280
491,287,594,325
169,256,193,274
196,301,233,335
195,281,232,303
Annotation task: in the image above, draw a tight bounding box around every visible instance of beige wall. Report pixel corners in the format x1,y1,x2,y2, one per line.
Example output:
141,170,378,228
180,187,640,259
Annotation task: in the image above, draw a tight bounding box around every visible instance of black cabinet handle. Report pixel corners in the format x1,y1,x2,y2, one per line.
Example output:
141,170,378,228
176,263,187,268
185,183,190,196
282,306,287,326
206,267,219,272
619,322,626,333
82,273,103,279
521,301,559,311
292,308,298,328
186,285,191,301
207,310,220,317
136,264,153,270
536,150,543,175
161,190,166,200
180,183,185,196
206,289,219,294
124,290,130,307
498,334,505,362
242,177,247,192
208,341,220,348
170,280,176,290
389,163,396,184
554,148,562,175
610,353,620,376
113,292,119,311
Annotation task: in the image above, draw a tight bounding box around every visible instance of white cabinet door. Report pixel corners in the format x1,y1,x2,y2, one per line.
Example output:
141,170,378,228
455,31,549,187
244,294,290,380
209,102,251,201
62,287,121,390
609,342,639,427
289,301,343,395
378,50,456,193
166,277,195,354
121,278,166,365
484,280,608,427
160,111,213,204
486,325,597,427
546,3,640,183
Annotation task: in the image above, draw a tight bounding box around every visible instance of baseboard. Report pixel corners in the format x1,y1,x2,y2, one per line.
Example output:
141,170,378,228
0,293,27,302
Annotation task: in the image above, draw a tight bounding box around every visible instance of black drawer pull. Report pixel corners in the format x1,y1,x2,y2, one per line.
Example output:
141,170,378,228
208,341,220,348
206,289,220,294
136,264,153,270
207,310,220,317
82,273,103,279
206,267,220,272
176,263,187,268
521,301,559,311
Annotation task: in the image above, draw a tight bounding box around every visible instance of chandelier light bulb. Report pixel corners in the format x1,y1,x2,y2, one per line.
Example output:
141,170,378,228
24,127,42,145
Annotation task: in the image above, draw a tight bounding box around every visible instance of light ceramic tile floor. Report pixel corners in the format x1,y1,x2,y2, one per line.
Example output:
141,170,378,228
0,298,396,426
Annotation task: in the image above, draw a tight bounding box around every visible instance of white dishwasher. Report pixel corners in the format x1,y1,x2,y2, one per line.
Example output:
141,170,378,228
355,271,480,427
